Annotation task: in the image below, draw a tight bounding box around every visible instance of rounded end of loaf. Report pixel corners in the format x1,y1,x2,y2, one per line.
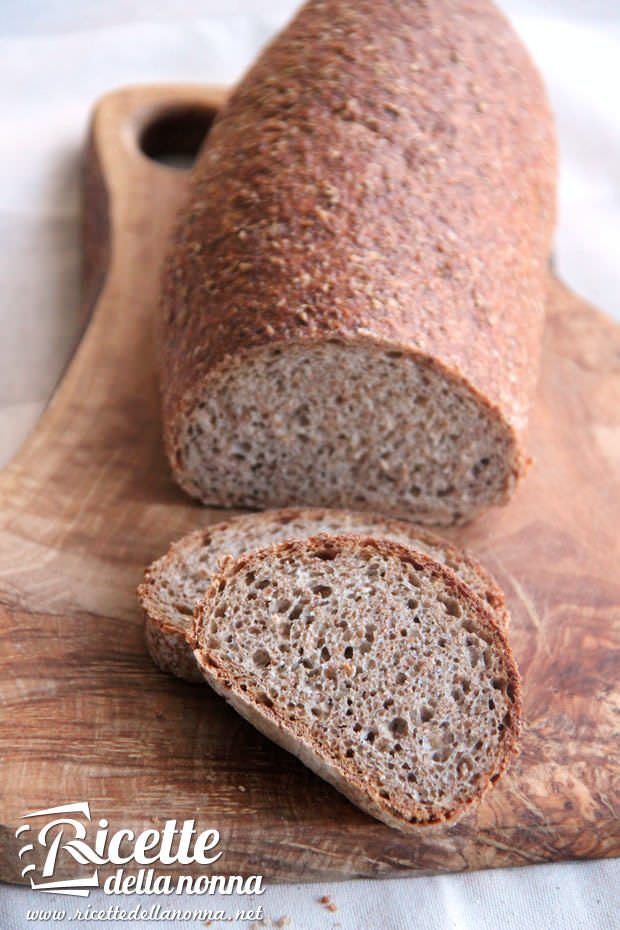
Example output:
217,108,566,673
164,339,526,526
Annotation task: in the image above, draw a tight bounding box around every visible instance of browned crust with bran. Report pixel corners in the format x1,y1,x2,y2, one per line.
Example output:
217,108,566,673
191,534,522,831
144,614,205,684
159,0,556,502
138,507,508,683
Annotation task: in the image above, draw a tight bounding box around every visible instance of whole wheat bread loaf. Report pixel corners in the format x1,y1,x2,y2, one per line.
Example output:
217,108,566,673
139,508,507,683
160,0,556,525
191,535,521,830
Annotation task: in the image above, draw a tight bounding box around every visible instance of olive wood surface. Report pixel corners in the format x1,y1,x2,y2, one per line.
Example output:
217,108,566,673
0,85,618,885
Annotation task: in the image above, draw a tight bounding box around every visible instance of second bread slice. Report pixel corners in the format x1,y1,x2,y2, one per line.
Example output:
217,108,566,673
138,508,507,682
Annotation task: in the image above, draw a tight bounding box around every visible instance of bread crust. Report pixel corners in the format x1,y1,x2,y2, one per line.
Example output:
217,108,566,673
144,614,205,684
138,507,508,682
160,0,556,509
191,534,522,831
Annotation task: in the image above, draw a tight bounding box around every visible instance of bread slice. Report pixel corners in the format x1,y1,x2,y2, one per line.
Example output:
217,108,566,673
191,535,521,830
160,0,556,525
139,508,507,683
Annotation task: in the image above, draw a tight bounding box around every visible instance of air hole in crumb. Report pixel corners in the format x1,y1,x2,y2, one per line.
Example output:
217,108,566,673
468,647,480,665
278,621,292,639
253,648,271,668
390,717,408,737
420,705,434,723
458,756,473,777
441,597,461,617
314,547,337,561
344,646,354,659
312,584,333,597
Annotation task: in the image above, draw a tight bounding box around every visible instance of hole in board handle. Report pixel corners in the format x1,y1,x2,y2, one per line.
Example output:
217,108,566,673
139,104,216,170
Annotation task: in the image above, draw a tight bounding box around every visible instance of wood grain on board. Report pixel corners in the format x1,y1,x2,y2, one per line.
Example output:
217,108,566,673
0,85,618,885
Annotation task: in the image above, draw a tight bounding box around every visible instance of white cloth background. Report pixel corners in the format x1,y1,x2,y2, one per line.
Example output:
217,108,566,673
0,1,618,927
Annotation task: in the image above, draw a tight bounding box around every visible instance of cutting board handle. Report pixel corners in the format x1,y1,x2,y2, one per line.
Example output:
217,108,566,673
0,85,228,515
82,85,227,327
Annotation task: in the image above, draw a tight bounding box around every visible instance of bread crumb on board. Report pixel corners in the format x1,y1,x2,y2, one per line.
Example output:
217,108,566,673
318,894,338,912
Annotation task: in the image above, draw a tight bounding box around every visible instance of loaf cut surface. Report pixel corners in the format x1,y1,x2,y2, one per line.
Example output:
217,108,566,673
139,508,507,683
191,535,521,830
160,0,556,524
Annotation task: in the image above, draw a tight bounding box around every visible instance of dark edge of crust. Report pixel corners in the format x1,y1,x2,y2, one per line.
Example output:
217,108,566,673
143,616,205,684
190,533,522,832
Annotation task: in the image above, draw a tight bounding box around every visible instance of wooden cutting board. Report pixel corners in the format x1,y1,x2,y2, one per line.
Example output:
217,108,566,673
0,85,618,886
